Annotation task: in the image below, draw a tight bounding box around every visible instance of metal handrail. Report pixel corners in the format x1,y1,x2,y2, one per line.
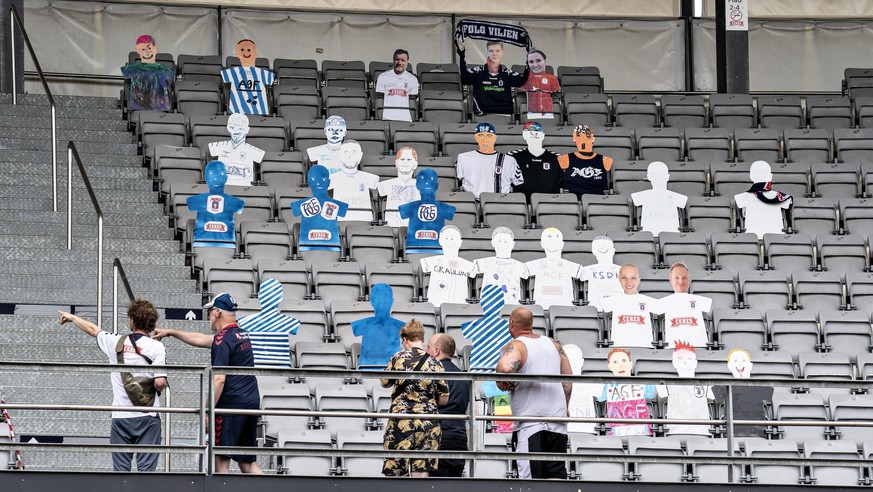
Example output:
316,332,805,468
111,258,136,335
10,5,57,212
66,141,104,328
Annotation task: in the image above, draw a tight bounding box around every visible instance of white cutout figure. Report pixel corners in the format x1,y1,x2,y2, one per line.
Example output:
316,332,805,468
473,227,530,305
656,341,714,436
306,115,347,174
208,113,265,187
378,147,421,227
328,139,379,222
564,344,602,434
727,348,753,379
601,264,657,348
579,236,622,310
654,263,712,348
631,161,687,236
524,228,582,309
733,160,793,239
375,48,420,122
420,225,476,307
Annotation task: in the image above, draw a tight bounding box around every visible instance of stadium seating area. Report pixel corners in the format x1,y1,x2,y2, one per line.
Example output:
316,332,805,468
4,28,873,482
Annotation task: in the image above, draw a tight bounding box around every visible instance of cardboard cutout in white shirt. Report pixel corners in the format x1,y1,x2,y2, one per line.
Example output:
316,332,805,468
655,346,714,436
564,344,602,434
525,228,582,309
580,236,622,310
654,293,713,348
632,161,688,236
306,116,347,174
377,148,420,227
733,161,790,239
208,113,265,187
420,226,476,307
602,292,658,347
473,227,530,305
328,141,379,221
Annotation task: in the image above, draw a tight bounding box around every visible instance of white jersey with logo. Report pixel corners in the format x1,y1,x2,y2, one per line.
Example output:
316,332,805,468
456,150,524,199
653,293,713,348
329,170,380,222
734,192,791,239
96,331,166,419
208,140,266,187
473,256,530,305
375,70,420,122
525,257,581,309
306,144,343,174
420,255,476,307
632,189,688,236
602,293,657,348
378,176,420,227
659,384,714,436
579,263,622,311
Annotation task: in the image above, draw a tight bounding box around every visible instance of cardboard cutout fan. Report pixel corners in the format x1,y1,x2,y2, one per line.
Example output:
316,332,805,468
307,115,347,174
400,168,456,255
208,113,265,187
222,39,276,115
291,165,348,252
473,227,530,305
188,160,245,248
351,283,405,369
601,264,657,348
329,139,380,222
238,278,300,367
420,225,476,307
579,235,622,310
734,160,793,239
564,344,602,434
599,348,656,436
631,161,688,236
525,228,582,309
121,34,174,111
378,147,421,228
461,283,513,372
656,341,714,436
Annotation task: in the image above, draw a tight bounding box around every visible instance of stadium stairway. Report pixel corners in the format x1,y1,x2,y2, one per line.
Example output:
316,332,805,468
0,94,216,471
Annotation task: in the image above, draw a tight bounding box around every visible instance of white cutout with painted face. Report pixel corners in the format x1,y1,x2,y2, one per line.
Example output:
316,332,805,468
324,116,347,146
672,347,698,378
592,236,616,265
439,226,462,257
491,228,515,259
226,113,250,147
727,349,753,379
608,351,632,377
540,227,564,255
339,141,363,171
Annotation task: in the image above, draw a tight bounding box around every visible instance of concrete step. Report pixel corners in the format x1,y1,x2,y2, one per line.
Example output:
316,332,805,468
0,222,174,239
0,273,196,292
0,287,202,307
0,235,179,252
0,93,120,109
3,164,147,179
0,104,121,120
0,138,137,155
0,150,141,166
0,127,134,144
0,210,169,228
3,174,153,191
5,198,163,213
0,248,188,266
0,261,189,279
0,185,157,202
0,115,128,131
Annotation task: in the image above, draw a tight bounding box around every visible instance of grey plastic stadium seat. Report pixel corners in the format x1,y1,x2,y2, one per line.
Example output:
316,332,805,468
420,91,466,125
311,261,364,309
687,196,734,234
479,192,530,229
734,127,782,162
612,94,658,129
685,127,733,162
278,429,335,475
315,384,370,436
712,308,766,350
531,193,582,231
323,87,369,122
738,270,791,311
847,272,873,313
608,230,658,269
364,262,416,303
804,440,864,487
790,197,838,237
474,433,514,478
178,54,223,84
784,128,832,163
659,232,710,272
661,94,707,128
807,96,853,132
627,436,686,482
791,271,845,312
565,93,610,127
558,65,603,94
611,159,650,196
757,95,804,131
686,437,736,484
768,392,829,443
710,161,753,198
812,162,861,198
416,62,462,93
819,310,872,362
570,434,626,481
589,126,635,160
241,221,293,267
203,257,257,300
689,270,737,310
583,195,633,232
710,93,755,130
765,309,820,357
742,438,802,485
274,85,321,122
274,58,319,88
261,384,315,439
390,121,437,158
830,394,873,443
636,127,683,162
139,111,187,161
280,299,329,344
154,145,202,197
840,198,873,236
762,233,815,272
260,151,306,190
336,430,386,477
345,224,397,264
322,60,367,90
549,305,603,348
440,302,484,354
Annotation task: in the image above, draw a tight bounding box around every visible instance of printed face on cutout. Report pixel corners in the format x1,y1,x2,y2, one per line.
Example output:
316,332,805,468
439,227,462,255
236,40,257,67
340,142,363,170
527,52,546,74
486,43,504,67
136,40,157,64
474,131,497,154
608,351,632,377
308,165,330,193
669,265,691,294
672,348,698,375
395,148,418,176
393,52,409,74
619,265,640,295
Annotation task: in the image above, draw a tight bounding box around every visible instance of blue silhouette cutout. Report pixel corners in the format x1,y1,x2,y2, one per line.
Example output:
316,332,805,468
399,167,456,254
352,283,405,369
188,160,245,248
291,165,349,252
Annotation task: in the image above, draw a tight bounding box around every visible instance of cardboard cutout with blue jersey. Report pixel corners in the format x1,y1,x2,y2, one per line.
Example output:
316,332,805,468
399,167,456,254
351,283,405,369
188,161,245,248
291,165,348,252
222,39,275,115
238,278,300,367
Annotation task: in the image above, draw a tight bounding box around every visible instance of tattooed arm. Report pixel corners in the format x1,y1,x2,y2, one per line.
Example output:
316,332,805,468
496,340,526,391
554,339,573,404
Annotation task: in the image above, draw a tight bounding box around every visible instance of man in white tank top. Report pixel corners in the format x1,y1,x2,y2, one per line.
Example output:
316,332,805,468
496,307,572,479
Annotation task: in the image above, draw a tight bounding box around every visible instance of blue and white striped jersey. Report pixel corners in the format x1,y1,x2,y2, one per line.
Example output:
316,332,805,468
222,66,275,115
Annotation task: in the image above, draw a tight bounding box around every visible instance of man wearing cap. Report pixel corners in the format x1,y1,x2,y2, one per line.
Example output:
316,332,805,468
508,122,562,201
456,122,524,200
154,293,263,474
